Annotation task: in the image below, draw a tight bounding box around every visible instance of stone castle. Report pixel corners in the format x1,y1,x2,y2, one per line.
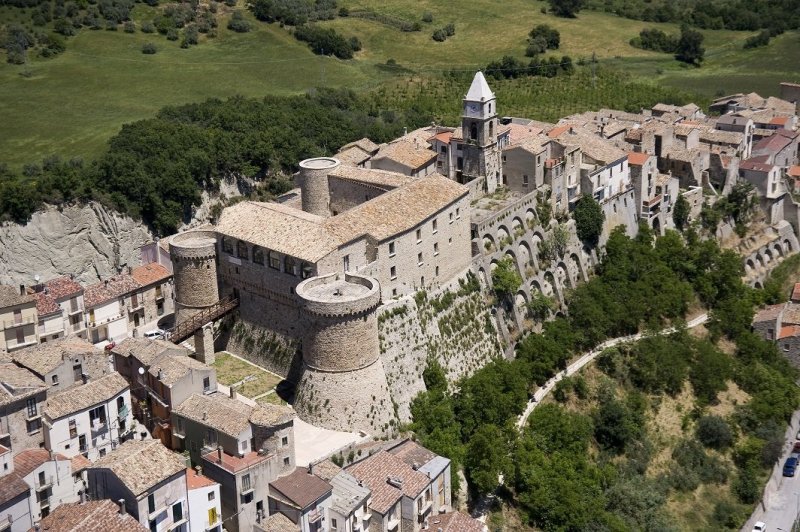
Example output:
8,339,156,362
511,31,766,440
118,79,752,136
165,72,800,436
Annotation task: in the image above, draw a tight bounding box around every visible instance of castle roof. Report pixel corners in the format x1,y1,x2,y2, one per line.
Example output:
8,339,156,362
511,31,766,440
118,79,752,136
465,71,494,101
173,392,293,438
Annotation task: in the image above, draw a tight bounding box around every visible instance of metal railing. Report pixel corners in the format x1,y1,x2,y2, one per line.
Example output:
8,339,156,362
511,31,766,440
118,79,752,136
168,297,238,344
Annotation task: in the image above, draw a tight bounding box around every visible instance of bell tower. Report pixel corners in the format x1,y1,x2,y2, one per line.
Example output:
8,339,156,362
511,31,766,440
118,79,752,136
461,71,502,193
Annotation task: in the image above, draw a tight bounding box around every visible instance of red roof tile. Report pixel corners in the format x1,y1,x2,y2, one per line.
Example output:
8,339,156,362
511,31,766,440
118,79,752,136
627,152,650,166
346,450,430,514
84,274,140,309
788,166,800,178
547,125,570,138
0,471,29,505
770,116,788,125
429,131,452,144
779,325,800,339
269,468,332,509
38,500,148,531
426,511,487,532
44,276,83,300
35,291,61,316
130,263,170,287
739,159,774,173
71,454,91,473
202,449,270,474
186,468,218,490
13,448,70,479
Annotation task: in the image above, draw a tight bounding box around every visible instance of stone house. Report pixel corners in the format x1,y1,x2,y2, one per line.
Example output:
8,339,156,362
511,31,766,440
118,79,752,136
421,512,486,532
42,373,133,462
370,139,438,178
715,113,755,159
778,325,800,366
0,363,48,452
740,160,786,200
267,467,332,531
751,129,800,168
110,338,194,429
386,440,452,517
35,499,148,532
87,439,190,532
501,135,550,195
83,274,140,345
186,467,222,532
34,290,64,344
12,448,80,524
130,263,174,333
327,469,372,532
36,277,87,341
171,392,295,532
0,466,32,532
11,338,110,392
0,285,38,353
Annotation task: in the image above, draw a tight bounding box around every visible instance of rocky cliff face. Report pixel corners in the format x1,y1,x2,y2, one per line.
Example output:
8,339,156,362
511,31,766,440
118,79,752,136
0,202,153,286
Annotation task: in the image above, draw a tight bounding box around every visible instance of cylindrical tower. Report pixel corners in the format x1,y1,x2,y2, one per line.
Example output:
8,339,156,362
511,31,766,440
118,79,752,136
298,157,339,217
169,230,219,325
293,273,396,436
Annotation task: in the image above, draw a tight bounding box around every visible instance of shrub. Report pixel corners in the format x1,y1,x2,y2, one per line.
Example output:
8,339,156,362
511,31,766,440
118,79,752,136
294,25,357,59
141,21,155,33
338,6,348,16
141,42,157,54
227,11,251,32
166,27,179,40
529,24,560,49
491,257,522,299
124,20,135,32
696,415,734,449
432,28,446,42
421,12,432,23
443,22,455,36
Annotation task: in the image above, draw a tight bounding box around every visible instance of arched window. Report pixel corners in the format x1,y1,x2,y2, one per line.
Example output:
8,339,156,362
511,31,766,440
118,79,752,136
489,121,494,138
237,241,248,260
470,124,478,140
301,263,313,279
252,246,264,265
285,256,298,276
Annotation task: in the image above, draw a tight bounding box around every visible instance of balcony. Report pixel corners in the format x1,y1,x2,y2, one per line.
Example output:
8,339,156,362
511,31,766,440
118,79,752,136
417,499,433,516
36,475,54,491
90,421,107,438
387,517,400,531
168,517,188,531
88,313,124,329
128,299,144,313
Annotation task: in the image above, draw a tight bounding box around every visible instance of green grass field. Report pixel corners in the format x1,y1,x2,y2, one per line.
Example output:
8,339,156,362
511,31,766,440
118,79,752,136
1,0,799,169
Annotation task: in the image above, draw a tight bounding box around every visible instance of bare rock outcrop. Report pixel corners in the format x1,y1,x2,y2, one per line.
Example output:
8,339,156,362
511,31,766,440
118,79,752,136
0,202,152,285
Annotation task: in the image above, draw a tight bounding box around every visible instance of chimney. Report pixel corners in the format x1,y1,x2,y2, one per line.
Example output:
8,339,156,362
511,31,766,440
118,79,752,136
81,373,89,385
229,387,236,400
202,412,207,421
307,463,313,474
104,279,109,287
79,491,86,504
217,447,223,464
404,127,408,136
19,284,25,296
157,368,163,381
195,465,203,476
117,499,126,515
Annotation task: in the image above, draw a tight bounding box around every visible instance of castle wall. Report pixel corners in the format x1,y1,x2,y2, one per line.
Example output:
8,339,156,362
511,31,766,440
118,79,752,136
170,231,219,324
299,157,339,217
328,176,388,215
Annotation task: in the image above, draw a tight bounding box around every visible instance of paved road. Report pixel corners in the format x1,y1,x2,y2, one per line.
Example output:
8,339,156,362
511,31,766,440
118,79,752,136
516,313,709,430
473,313,709,522
742,410,800,532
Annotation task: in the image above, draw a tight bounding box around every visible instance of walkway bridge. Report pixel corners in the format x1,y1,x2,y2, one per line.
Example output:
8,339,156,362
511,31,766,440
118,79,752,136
167,296,239,344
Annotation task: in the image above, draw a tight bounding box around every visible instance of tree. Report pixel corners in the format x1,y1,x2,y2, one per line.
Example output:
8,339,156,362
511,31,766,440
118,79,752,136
529,24,560,49
227,11,251,32
465,424,514,494
573,196,604,247
696,415,734,449
547,0,584,18
675,24,705,64
673,193,690,230
141,42,157,54
491,257,522,299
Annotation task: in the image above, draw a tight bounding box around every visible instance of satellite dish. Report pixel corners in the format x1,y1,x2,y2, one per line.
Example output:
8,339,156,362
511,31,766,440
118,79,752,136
34,274,40,282
138,367,145,376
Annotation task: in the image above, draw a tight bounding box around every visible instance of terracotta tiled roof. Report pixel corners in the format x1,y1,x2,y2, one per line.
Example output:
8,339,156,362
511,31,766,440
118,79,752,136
699,129,743,146
310,459,341,482
346,450,430,514
35,290,61,316
328,166,412,189
186,467,218,490
44,373,128,420
0,363,46,407
550,127,626,165
0,285,35,308
148,352,209,386
373,139,437,170
429,131,453,144
334,145,372,167
112,338,189,366
13,448,69,478
627,152,650,166
788,166,800,178
174,392,293,439
505,123,544,146
269,467,332,509
387,439,436,468
12,337,97,377
326,174,468,244
202,448,270,474
341,138,379,154
258,512,299,532
84,275,140,309
753,303,785,322
0,471,29,506
505,135,549,155
70,454,91,473
0,444,9,456
131,263,170,287
754,129,798,154
91,440,186,496
44,276,83,300
38,500,148,531
783,306,800,325
426,511,487,532
779,325,800,339
770,116,789,125
740,159,774,173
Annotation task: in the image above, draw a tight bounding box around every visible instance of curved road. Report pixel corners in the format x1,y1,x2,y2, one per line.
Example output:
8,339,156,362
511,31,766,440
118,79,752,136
473,313,709,522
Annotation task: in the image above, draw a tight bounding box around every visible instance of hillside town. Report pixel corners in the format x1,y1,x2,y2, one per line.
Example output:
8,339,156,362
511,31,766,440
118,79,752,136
1,73,799,532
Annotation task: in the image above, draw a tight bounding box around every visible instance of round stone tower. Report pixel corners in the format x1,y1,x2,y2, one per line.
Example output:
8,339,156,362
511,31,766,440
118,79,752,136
293,273,396,436
298,157,339,217
169,230,219,326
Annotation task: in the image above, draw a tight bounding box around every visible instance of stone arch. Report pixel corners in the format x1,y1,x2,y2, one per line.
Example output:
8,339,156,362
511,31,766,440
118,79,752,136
754,281,763,289
525,209,537,227
763,248,773,265
497,225,511,246
511,217,524,236
652,216,661,235
519,241,533,268
774,242,784,257
568,253,582,283
478,268,488,286
530,279,542,294
784,239,793,254
556,261,572,289
543,271,556,297
483,234,496,253
515,291,528,314
745,258,755,274
532,231,544,252
755,253,764,269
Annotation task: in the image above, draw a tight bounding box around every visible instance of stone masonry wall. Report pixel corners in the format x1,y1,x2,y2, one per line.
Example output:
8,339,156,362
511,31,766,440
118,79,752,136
378,270,502,422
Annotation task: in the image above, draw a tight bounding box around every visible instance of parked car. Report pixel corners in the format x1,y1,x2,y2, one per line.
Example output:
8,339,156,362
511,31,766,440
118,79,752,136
144,329,166,340
752,521,766,532
783,456,798,477
793,441,800,454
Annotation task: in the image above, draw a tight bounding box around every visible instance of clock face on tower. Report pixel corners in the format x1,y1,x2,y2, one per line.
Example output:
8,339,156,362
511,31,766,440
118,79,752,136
468,104,478,114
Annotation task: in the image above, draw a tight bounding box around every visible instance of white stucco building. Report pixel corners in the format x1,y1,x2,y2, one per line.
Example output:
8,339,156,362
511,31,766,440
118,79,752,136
186,467,222,532
13,448,81,524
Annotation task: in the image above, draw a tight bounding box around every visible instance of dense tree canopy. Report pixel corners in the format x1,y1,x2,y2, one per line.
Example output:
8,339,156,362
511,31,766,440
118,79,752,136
573,195,604,247
547,0,585,18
